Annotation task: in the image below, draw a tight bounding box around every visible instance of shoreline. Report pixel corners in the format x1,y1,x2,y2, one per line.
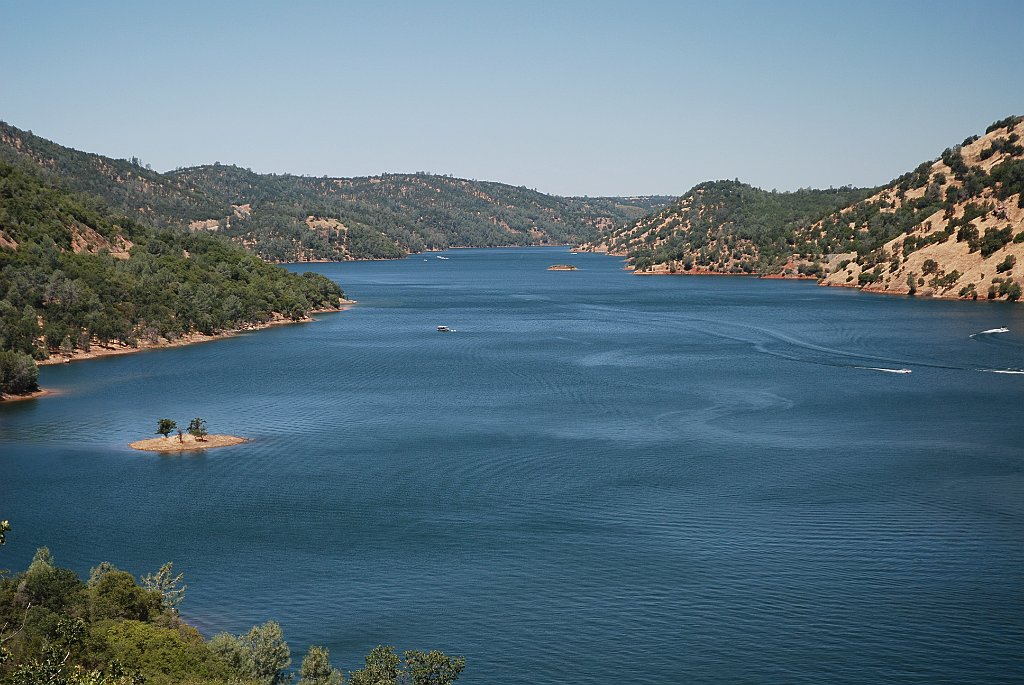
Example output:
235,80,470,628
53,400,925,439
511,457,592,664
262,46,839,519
0,388,57,403
129,434,249,452
279,245,575,264
37,302,355,367
633,270,759,277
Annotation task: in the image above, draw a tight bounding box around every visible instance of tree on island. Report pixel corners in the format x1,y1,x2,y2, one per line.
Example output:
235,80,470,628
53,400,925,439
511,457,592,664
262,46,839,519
156,418,177,438
188,417,208,442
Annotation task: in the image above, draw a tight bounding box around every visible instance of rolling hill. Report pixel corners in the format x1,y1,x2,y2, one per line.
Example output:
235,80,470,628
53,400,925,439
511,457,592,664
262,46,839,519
586,115,1024,302
0,122,671,262
0,160,347,388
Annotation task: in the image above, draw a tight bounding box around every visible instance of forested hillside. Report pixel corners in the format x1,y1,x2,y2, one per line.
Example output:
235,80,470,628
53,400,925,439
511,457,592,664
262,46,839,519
170,164,668,261
584,181,873,274
0,122,670,262
0,161,346,396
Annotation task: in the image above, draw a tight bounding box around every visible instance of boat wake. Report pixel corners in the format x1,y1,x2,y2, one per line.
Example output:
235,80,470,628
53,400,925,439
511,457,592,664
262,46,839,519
854,366,912,374
979,368,1024,375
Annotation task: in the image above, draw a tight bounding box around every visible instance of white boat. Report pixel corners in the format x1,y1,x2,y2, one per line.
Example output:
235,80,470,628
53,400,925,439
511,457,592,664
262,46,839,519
437,256,449,260
437,325,453,332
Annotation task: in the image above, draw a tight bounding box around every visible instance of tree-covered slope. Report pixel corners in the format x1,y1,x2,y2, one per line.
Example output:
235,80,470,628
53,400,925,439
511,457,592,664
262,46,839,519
0,122,671,262
585,181,873,274
0,161,347,394
0,123,225,225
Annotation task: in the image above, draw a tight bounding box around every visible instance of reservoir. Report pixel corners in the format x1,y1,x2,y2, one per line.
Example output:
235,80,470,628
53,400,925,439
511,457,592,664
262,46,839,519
3,247,1023,684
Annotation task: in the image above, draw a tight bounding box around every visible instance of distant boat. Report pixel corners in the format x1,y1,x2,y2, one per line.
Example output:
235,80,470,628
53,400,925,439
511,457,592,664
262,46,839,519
437,256,449,260
971,327,1009,337
857,366,912,374
437,325,454,332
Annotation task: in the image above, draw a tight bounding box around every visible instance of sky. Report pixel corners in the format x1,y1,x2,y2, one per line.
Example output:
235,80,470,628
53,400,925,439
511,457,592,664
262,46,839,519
2,0,1023,197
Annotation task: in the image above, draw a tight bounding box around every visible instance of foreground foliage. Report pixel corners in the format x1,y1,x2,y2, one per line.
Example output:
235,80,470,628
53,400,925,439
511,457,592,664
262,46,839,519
0,538,464,685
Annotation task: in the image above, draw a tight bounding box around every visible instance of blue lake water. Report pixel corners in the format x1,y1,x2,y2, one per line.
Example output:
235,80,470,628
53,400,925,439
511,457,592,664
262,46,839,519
2,247,1023,683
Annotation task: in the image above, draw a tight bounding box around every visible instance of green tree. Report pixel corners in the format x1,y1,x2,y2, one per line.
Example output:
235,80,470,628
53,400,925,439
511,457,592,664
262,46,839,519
59,335,74,357
298,646,343,685
88,561,118,587
140,562,186,612
348,646,400,685
403,650,465,685
348,647,464,685
100,620,232,685
211,620,291,685
155,419,176,438
88,570,161,622
186,418,208,442
27,546,55,575
0,350,40,395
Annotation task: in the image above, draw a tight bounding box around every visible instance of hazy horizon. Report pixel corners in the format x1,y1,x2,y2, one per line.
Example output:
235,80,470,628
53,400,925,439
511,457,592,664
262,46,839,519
3,0,1023,196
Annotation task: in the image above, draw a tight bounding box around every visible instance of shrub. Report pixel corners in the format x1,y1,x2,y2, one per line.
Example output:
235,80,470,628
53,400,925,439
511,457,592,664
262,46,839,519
977,225,1014,257
859,269,882,285
986,115,1023,134
996,255,1016,273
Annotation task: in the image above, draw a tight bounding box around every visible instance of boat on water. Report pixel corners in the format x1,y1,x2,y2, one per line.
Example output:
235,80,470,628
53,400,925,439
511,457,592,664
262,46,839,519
855,366,912,374
437,325,454,332
971,327,1009,336
437,256,449,260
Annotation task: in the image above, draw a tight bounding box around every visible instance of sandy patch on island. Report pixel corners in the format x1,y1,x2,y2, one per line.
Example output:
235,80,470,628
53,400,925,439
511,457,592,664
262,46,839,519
129,434,248,452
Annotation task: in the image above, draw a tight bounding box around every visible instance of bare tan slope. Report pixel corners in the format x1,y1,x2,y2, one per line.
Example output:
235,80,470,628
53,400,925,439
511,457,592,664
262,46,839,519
820,117,1024,301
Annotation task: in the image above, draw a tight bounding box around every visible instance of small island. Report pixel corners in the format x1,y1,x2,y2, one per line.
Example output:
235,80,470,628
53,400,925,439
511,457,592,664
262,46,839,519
130,418,248,452
129,434,248,452
547,264,578,271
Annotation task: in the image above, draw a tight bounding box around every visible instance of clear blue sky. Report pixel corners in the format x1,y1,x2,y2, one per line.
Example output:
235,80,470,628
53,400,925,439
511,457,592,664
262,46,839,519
3,0,1022,196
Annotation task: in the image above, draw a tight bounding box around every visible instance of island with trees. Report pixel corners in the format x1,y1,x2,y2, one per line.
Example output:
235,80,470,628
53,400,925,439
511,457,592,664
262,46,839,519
129,418,247,453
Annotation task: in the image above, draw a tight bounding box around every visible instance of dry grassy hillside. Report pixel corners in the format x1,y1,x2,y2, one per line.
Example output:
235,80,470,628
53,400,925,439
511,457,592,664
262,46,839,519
819,116,1024,301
